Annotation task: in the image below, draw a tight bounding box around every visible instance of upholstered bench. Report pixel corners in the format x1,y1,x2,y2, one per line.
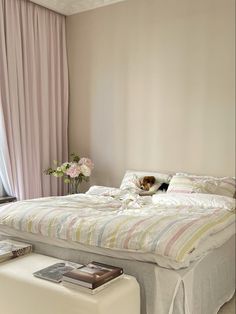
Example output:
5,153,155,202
0,253,140,314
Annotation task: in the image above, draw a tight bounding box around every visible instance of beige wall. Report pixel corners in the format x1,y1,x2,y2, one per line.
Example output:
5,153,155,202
66,0,235,188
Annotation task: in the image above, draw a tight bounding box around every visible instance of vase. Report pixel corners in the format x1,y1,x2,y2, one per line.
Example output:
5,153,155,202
69,179,80,194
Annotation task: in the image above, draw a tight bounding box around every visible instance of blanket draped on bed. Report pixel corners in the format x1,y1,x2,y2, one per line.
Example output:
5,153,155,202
0,192,234,266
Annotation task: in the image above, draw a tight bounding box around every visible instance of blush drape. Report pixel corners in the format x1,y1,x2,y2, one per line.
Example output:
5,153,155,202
0,0,68,200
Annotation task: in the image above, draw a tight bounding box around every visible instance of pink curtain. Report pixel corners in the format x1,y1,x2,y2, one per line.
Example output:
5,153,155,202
0,0,68,200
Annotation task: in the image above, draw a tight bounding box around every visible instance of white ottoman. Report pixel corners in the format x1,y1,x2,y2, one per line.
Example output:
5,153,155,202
0,253,140,314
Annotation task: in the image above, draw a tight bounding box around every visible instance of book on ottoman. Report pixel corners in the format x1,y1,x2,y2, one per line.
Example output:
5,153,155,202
62,261,123,291
33,261,83,283
62,274,124,294
0,239,32,263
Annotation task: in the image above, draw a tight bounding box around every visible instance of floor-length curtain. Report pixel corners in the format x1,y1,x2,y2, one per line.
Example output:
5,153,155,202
0,0,68,200
0,104,14,196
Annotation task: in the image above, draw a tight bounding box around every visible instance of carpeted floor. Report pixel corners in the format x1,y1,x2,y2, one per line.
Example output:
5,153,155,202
218,296,235,314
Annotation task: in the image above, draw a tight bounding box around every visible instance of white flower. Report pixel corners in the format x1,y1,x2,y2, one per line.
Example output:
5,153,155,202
61,162,70,172
79,158,94,170
53,172,63,177
80,164,91,177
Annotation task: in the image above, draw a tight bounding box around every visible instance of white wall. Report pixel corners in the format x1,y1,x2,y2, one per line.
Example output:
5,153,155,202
66,0,235,188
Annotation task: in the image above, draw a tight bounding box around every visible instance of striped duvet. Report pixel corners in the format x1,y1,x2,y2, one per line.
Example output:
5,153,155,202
0,192,235,264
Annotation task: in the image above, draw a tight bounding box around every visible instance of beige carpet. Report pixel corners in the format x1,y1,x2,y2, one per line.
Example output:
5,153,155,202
218,296,235,314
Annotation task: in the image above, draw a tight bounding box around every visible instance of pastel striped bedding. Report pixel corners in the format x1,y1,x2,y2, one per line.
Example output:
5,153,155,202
0,193,235,264
167,173,236,198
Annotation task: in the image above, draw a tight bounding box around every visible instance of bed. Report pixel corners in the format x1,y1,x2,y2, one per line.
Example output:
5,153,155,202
0,170,235,314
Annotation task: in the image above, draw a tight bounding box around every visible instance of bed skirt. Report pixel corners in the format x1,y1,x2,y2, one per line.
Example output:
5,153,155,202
0,233,235,314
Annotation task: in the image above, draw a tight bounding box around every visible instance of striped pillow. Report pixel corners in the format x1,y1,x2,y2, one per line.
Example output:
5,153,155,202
167,173,236,198
167,175,198,194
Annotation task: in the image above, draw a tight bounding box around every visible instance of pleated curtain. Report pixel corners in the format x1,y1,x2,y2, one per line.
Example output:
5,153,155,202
0,0,69,200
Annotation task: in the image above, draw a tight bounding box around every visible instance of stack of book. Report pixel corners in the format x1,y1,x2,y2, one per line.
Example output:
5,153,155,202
33,260,124,294
0,239,32,263
62,261,124,294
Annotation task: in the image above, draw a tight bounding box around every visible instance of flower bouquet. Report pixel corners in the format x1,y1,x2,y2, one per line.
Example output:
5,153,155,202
44,153,94,194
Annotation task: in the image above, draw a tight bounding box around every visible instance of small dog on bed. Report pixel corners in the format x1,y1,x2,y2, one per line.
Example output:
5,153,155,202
140,176,156,191
139,176,169,195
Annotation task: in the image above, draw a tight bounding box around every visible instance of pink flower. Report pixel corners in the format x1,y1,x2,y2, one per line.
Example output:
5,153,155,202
79,158,94,170
65,163,81,178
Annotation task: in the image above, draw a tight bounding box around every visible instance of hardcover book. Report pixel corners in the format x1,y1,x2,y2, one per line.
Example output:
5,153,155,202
62,261,123,289
0,239,32,263
62,274,124,294
33,261,83,283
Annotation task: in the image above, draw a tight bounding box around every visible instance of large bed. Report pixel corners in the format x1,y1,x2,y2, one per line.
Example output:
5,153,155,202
0,171,235,314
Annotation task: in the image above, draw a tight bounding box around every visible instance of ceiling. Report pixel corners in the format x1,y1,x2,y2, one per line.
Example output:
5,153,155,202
29,0,126,15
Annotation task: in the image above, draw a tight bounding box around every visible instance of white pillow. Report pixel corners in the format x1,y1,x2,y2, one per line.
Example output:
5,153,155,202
120,170,172,192
119,173,141,192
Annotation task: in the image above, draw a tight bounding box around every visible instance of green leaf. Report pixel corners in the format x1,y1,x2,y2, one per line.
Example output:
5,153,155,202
71,153,80,163
44,168,54,175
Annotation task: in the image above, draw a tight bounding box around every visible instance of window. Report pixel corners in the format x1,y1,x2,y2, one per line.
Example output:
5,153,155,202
0,116,6,197
0,106,6,197
0,177,5,197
